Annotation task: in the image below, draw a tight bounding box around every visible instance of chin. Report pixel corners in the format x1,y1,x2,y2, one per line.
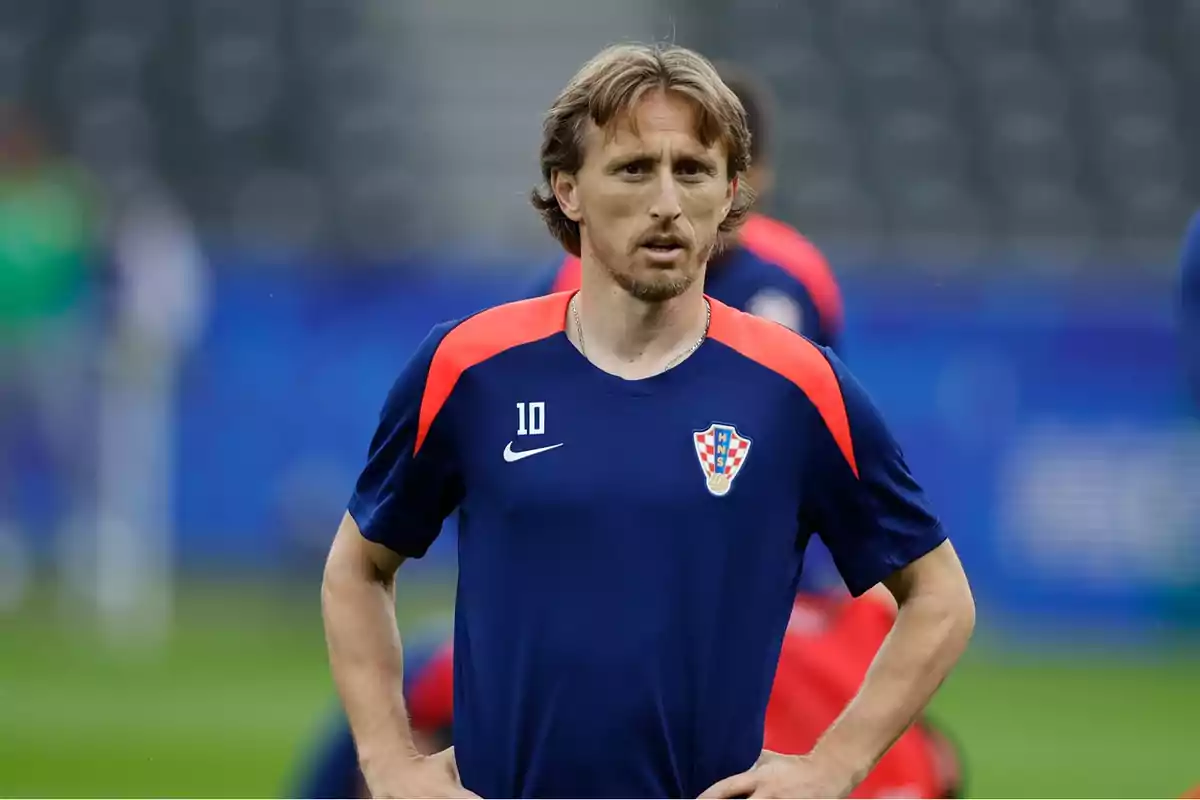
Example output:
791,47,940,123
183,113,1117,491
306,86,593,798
619,269,697,303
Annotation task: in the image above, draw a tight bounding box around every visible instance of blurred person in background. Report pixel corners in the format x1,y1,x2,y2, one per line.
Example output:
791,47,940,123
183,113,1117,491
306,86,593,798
1179,214,1200,800
301,54,968,799
1181,210,1200,408
0,106,97,591
88,186,209,643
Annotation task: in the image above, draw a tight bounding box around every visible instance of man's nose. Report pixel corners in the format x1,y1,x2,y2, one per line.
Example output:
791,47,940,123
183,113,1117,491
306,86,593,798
649,168,682,221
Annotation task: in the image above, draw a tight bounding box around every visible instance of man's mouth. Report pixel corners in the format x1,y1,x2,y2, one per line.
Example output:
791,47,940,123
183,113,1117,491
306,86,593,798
640,236,686,254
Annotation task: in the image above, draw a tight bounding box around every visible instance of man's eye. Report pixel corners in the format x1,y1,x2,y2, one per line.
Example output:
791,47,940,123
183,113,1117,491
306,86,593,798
622,162,646,175
677,161,710,177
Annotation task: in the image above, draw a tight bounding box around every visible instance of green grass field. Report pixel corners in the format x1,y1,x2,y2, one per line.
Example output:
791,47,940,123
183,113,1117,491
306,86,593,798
2,579,1197,798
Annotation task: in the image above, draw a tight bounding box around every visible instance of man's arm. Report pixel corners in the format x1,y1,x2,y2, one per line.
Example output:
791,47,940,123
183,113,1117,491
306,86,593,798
322,512,417,773
807,540,974,790
703,347,972,799
324,320,472,798
323,513,473,798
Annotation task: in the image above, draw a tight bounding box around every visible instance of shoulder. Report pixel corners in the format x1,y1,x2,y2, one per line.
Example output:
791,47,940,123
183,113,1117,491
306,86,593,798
410,293,570,452
708,299,838,394
708,300,856,474
736,214,843,327
428,292,570,373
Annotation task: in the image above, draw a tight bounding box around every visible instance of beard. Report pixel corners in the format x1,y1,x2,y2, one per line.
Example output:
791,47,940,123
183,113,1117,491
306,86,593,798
606,263,698,302
602,235,719,303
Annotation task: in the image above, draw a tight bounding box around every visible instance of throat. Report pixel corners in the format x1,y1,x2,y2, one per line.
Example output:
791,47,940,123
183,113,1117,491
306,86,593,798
570,293,710,379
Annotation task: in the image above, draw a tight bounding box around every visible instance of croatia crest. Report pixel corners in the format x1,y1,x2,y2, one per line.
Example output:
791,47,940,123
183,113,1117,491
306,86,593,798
693,423,752,497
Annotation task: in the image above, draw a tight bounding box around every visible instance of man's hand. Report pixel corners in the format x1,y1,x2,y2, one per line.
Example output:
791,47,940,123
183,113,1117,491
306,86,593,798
362,747,479,799
699,750,853,799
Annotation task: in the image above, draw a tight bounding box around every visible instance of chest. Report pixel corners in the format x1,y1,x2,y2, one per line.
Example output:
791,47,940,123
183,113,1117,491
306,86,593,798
451,362,808,521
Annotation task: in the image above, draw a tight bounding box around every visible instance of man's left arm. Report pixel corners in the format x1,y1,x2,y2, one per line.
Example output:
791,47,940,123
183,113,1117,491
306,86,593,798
702,348,974,799
805,540,973,793
802,350,974,796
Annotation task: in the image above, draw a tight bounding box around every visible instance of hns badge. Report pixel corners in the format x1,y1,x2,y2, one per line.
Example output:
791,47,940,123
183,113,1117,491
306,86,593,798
693,423,752,497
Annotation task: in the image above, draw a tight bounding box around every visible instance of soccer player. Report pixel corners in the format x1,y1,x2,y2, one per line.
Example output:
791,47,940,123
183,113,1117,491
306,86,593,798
1181,210,1200,406
321,42,975,799
292,65,857,798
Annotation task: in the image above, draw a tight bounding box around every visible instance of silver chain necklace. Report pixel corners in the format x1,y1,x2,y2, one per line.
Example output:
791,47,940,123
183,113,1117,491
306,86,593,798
571,295,711,373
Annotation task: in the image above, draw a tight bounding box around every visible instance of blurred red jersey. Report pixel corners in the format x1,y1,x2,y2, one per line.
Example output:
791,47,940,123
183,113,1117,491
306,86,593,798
764,592,961,799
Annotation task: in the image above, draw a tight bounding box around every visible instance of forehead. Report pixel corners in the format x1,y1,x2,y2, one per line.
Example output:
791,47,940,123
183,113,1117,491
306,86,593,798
588,89,724,158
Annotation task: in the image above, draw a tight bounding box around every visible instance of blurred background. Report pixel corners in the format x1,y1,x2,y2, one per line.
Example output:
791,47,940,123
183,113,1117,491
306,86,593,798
2,0,1199,797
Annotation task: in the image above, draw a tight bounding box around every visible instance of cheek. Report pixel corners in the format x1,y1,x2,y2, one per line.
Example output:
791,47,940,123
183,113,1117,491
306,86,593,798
683,185,730,225
587,188,645,232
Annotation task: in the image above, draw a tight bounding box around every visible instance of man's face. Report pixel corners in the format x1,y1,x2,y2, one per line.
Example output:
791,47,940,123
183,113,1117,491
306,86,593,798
555,89,735,303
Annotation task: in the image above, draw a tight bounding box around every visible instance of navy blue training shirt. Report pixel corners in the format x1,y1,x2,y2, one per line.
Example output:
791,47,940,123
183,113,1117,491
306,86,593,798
537,212,850,594
348,292,947,799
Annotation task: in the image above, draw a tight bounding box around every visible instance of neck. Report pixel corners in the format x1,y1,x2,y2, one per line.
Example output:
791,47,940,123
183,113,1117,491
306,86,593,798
571,256,708,375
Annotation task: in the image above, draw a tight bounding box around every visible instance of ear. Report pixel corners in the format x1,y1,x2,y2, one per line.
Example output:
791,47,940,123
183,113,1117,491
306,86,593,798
552,169,583,222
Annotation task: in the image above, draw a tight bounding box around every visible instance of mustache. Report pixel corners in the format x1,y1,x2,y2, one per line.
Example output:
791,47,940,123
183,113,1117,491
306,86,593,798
635,230,691,248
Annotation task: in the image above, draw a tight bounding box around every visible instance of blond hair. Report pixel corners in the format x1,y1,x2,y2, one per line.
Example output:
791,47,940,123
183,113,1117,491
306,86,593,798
531,42,754,257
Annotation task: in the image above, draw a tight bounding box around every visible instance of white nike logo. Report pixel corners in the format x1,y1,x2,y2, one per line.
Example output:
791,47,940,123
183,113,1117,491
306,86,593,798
502,441,564,462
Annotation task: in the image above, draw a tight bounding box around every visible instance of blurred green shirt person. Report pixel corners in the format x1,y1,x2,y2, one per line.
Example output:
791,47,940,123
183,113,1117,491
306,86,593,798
0,112,92,332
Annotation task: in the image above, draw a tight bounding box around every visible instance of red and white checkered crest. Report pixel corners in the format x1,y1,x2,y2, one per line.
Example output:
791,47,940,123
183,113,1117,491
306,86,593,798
693,422,752,497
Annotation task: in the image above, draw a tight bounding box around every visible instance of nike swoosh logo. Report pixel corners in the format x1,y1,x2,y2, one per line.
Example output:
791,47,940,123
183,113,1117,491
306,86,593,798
502,441,564,462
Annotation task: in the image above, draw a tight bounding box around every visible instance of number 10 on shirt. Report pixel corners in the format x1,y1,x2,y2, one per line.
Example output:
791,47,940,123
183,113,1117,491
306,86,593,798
516,401,545,436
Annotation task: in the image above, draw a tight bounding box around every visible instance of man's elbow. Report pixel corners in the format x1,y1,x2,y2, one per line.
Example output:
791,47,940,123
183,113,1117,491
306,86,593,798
894,546,976,653
322,514,401,610
949,579,976,651
936,563,976,655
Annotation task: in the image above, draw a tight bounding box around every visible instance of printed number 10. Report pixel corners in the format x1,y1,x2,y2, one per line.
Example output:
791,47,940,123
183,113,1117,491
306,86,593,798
516,401,545,436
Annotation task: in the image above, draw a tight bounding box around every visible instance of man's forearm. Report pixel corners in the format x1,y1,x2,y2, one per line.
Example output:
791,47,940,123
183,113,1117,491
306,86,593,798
809,585,974,788
322,550,419,773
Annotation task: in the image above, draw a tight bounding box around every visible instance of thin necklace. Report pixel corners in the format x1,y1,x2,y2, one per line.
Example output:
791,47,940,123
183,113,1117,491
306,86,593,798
571,294,711,373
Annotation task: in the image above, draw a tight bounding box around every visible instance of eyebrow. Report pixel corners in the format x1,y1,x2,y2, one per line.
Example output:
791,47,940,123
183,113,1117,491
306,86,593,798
608,150,718,168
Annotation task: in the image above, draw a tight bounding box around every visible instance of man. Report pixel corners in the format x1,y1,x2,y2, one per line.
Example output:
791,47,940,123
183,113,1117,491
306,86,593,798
0,107,96,567
296,65,961,799
322,42,975,799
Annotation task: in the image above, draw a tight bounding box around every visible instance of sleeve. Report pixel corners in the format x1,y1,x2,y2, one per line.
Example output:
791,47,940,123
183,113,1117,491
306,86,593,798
802,348,947,597
347,322,464,558
1181,211,1200,407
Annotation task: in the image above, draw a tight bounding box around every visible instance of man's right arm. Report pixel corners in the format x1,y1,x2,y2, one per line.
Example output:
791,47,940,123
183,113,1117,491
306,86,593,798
322,512,418,772
322,322,472,797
